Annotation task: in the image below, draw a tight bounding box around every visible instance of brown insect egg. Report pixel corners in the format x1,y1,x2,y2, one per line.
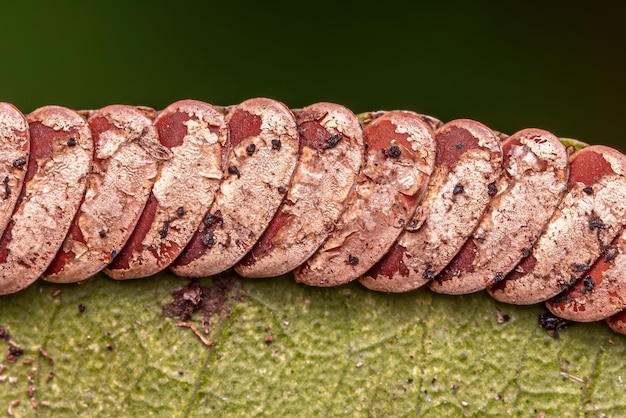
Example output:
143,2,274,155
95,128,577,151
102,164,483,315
0,103,29,238
0,106,93,295
105,100,227,280
547,229,626,322
360,119,503,293
235,102,364,278
295,110,436,287
488,145,626,305
170,98,299,277
430,128,569,295
44,105,167,283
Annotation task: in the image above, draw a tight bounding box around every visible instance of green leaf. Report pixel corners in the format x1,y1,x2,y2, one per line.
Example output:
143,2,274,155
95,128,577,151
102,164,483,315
1,273,625,417
560,138,590,153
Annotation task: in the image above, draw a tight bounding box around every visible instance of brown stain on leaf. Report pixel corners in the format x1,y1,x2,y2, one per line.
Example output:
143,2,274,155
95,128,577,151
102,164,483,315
162,274,243,334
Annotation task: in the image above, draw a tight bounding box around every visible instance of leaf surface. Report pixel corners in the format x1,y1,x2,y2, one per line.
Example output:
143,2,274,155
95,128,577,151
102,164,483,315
1,273,625,417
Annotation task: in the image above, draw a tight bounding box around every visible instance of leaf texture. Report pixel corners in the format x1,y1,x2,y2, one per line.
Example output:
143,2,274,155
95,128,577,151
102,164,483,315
1,273,625,417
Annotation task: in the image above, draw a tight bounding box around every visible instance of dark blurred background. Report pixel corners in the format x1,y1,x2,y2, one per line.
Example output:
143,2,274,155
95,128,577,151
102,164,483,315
1,1,624,150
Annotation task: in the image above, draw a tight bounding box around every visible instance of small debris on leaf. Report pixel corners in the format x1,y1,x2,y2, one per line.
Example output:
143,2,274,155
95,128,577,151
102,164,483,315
538,312,570,338
7,346,24,363
163,274,241,337
176,322,213,347
0,325,9,341
39,347,54,366
162,281,203,322
7,399,19,416
496,310,510,324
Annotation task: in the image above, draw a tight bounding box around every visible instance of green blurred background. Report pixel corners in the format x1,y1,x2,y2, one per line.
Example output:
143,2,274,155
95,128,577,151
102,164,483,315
0,1,624,150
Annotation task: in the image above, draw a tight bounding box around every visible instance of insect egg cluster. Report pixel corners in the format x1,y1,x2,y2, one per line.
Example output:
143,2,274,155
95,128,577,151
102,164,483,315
1,98,626,335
